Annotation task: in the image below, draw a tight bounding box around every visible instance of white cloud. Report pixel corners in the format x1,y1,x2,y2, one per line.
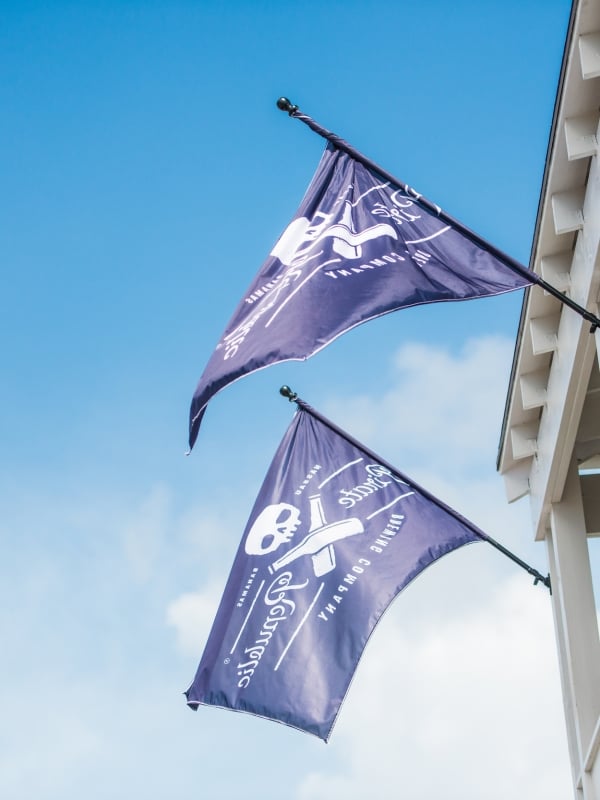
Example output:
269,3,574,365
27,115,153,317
122,484,171,583
296,577,569,800
166,580,223,656
0,687,103,800
174,504,251,573
324,335,515,472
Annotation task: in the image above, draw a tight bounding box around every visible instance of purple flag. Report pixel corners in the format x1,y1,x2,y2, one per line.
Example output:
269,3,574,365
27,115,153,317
185,405,485,741
189,145,530,448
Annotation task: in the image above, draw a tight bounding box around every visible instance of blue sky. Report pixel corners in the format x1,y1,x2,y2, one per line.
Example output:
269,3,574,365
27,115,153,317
1,2,575,798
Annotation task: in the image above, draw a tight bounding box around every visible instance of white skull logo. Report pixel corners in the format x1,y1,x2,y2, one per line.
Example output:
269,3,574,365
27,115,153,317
244,503,301,556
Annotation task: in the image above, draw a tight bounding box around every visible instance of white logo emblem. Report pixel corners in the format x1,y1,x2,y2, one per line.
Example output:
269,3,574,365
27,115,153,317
245,495,363,577
271,201,397,267
244,503,301,556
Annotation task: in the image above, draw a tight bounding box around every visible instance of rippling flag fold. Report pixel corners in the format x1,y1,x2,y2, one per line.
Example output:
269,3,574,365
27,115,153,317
185,403,486,741
189,145,531,449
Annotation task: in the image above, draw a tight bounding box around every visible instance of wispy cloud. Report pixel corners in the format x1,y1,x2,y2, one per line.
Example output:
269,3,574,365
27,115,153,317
166,581,223,657
297,577,567,800
323,335,515,473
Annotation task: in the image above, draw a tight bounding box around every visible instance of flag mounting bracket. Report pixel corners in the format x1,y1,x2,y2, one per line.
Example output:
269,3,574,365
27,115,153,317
276,96,600,335
279,385,551,594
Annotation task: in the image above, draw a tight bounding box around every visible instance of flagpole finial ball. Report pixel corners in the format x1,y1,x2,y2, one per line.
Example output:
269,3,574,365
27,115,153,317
279,385,298,402
276,97,298,115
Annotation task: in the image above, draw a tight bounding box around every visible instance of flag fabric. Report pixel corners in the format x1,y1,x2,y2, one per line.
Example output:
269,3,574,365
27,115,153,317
185,405,485,741
189,145,531,449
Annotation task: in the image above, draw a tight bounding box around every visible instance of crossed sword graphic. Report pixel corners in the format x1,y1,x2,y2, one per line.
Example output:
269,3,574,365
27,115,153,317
268,495,364,578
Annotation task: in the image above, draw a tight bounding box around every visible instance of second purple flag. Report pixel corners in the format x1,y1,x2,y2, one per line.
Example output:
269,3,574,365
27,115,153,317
185,403,485,741
189,144,530,449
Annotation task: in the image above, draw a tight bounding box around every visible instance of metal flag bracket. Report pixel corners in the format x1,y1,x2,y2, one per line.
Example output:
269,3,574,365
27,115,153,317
279,385,552,594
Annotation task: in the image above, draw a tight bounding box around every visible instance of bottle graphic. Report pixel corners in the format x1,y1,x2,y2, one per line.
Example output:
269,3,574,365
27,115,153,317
268,494,363,577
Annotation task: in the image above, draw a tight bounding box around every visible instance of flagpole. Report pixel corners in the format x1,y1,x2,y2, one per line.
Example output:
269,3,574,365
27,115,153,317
276,97,600,334
279,385,551,592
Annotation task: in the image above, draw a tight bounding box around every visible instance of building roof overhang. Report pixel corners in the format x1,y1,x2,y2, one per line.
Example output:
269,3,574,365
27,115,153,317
497,0,600,539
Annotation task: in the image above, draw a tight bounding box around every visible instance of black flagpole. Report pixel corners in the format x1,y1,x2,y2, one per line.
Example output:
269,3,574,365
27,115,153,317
277,96,600,334
279,385,552,593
